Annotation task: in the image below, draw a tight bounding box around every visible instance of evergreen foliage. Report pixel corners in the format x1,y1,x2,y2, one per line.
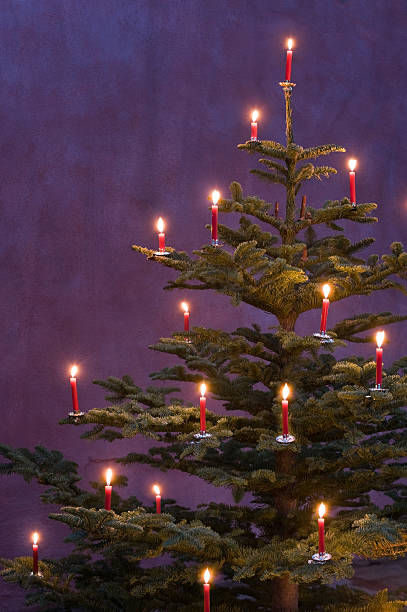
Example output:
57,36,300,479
2,70,407,611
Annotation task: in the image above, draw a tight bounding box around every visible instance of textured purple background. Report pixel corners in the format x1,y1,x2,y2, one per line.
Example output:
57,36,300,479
2,0,407,607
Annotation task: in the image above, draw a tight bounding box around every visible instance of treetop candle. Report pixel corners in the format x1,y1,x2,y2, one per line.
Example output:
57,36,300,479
285,38,293,81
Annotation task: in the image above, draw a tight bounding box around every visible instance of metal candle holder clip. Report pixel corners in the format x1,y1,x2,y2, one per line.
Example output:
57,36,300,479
68,411,85,421
365,383,389,399
193,431,212,440
309,552,332,564
276,434,295,444
313,332,334,344
279,80,296,91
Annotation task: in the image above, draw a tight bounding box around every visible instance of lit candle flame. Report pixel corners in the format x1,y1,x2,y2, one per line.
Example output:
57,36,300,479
200,383,207,397
70,365,78,378
322,284,331,299
153,484,160,496
287,38,293,50
106,468,113,486
203,568,211,584
318,502,326,518
282,383,290,401
251,110,259,123
181,301,189,313
157,217,165,233
33,532,39,545
348,159,357,172
376,330,385,348
211,190,220,206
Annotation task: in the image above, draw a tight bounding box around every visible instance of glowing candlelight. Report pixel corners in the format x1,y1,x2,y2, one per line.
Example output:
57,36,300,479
211,190,220,245
348,159,357,205
105,468,113,511
32,532,39,575
157,217,166,253
281,383,290,437
69,365,79,413
200,383,207,433
250,110,259,141
320,284,331,334
153,484,161,514
318,503,326,555
181,301,190,334
203,568,211,612
285,38,293,81
376,330,385,387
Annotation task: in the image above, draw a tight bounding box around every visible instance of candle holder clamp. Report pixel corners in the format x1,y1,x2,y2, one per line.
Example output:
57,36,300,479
68,411,85,421
276,433,295,444
313,331,334,344
309,552,332,564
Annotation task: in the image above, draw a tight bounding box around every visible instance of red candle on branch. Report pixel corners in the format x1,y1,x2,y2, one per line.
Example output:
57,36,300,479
200,383,207,433
105,468,112,510
376,330,385,387
32,532,39,575
319,284,331,334
285,38,293,81
348,159,357,205
203,568,211,612
181,302,190,332
69,365,79,413
250,110,259,141
318,503,326,555
153,484,161,514
157,217,166,253
281,383,290,437
211,190,220,245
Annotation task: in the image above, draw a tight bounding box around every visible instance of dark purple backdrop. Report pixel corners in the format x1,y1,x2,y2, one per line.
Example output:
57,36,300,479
2,1,407,607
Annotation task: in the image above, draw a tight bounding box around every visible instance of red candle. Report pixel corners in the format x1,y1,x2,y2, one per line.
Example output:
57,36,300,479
69,365,79,413
348,159,357,205
203,568,211,612
200,383,207,433
181,302,190,332
319,284,331,334
281,383,290,437
211,190,220,245
285,38,293,81
153,484,161,514
105,468,112,511
250,110,258,141
157,217,165,253
376,331,384,387
32,532,39,575
318,503,326,555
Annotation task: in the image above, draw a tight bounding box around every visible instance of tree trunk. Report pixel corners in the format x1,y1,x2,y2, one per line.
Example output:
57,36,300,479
272,312,299,611
272,576,299,612
278,313,297,332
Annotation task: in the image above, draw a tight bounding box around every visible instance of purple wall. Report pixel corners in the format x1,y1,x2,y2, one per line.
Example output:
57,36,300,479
1,1,407,606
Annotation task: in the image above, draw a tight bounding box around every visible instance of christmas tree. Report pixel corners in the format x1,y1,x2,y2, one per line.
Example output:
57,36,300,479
2,47,407,612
